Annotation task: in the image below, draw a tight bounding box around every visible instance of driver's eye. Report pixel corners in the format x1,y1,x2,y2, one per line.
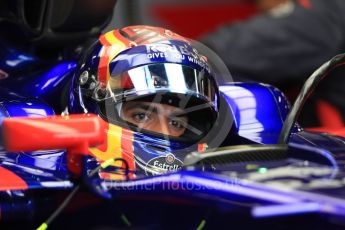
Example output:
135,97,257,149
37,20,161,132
132,113,151,123
169,119,186,130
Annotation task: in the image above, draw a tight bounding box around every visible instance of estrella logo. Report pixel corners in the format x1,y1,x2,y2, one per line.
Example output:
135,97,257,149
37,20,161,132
145,153,183,175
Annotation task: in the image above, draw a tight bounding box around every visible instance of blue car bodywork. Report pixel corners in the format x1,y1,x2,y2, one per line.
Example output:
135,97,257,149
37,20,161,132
1,42,345,229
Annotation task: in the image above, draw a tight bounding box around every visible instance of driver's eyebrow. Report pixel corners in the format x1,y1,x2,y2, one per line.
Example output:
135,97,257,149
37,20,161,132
172,102,213,116
124,103,158,113
169,113,188,119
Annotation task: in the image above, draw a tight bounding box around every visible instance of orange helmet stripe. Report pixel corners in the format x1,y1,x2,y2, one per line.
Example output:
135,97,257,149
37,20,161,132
97,31,131,84
89,124,135,180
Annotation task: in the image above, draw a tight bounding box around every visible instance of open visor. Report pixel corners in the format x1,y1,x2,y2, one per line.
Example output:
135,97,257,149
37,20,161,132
94,63,217,105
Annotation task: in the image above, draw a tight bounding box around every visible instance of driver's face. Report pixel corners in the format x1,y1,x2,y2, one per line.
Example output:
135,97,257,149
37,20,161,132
120,101,188,137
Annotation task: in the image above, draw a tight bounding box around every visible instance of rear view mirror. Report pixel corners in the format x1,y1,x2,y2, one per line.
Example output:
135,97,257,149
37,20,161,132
2,114,107,174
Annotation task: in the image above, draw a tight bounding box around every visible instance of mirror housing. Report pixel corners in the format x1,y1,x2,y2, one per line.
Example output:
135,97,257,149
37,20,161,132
2,114,107,174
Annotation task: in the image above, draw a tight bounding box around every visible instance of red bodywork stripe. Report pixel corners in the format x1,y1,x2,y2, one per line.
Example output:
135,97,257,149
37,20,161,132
0,167,28,190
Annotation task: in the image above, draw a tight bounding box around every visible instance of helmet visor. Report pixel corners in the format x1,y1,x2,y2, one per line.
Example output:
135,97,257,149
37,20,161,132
95,63,217,104
96,63,218,139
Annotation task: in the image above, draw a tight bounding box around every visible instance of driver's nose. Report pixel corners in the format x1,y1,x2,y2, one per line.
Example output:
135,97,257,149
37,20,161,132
155,116,171,136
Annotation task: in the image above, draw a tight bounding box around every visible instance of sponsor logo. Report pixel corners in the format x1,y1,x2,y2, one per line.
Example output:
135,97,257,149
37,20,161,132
145,43,210,72
147,43,198,58
145,153,183,175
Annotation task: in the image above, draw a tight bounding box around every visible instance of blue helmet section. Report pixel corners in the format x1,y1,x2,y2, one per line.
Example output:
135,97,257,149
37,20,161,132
132,132,200,175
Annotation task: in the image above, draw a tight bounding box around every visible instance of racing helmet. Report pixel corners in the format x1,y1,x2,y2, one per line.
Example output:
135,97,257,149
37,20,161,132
70,25,220,175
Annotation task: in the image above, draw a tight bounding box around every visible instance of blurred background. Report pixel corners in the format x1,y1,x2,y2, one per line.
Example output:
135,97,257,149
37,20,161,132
2,0,345,128
106,0,259,39
107,0,345,128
